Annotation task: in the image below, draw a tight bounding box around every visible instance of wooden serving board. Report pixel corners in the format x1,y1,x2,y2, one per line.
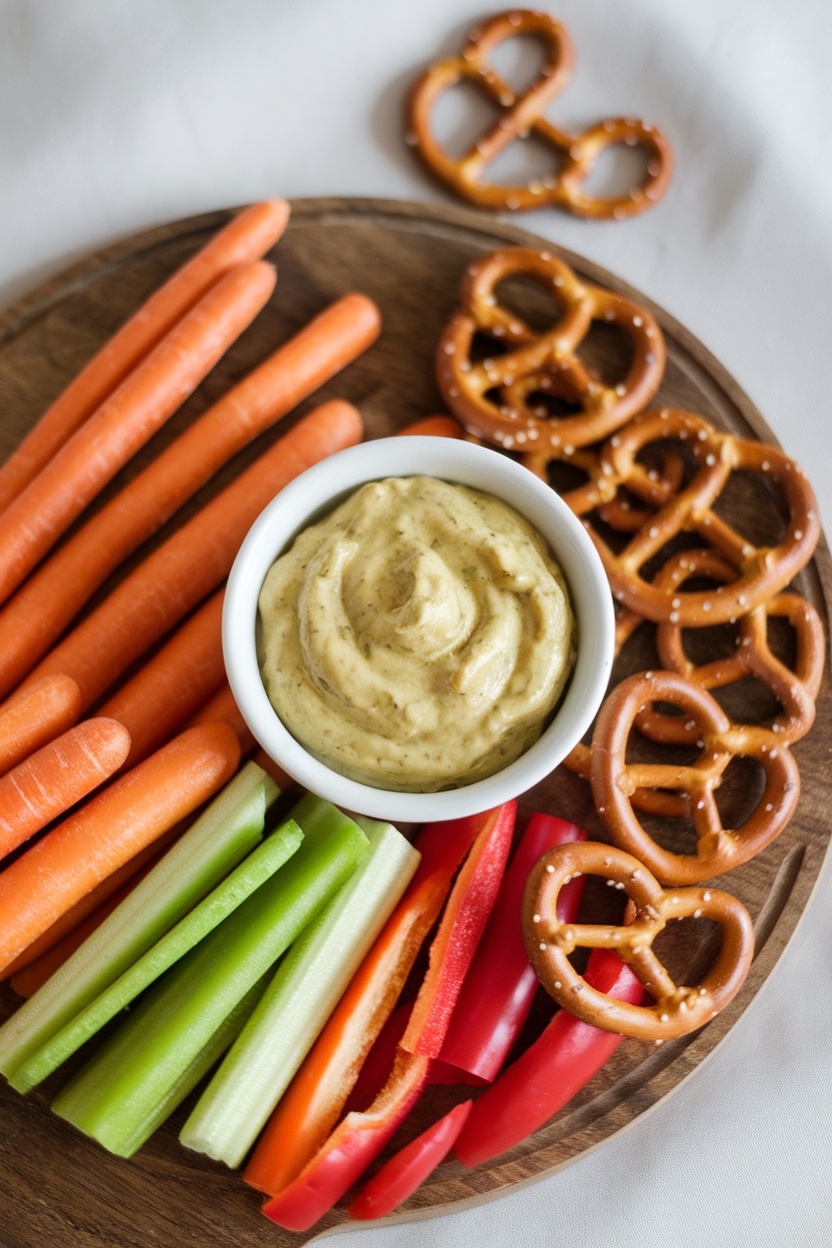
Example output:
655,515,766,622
0,198,829,1247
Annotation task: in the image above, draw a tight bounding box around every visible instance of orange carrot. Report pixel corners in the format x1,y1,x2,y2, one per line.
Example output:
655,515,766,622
0,293,380,698
1,823,184,979
0,200,290,514
397,415,465,437
0,718,132,860
21,400,363,711
0,722,240,975
8,856,161,998
98,591,226,769
0,675,83,777
187,682,257,756
0,261,276,608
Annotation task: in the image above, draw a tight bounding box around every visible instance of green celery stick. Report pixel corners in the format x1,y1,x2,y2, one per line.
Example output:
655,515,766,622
52,801,369,1157
10,821,304,1093
0,761,279,1082
179,816,420,1167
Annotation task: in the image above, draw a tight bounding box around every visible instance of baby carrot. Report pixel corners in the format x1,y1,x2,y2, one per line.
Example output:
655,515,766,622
0,261,276,608
0,200,289,514
188,683,257,756
21,400,363,710
397,416,465,437
0,293,380,698
0,718,132,860
98,591,226,769
0,722,240,976
0,675,82,777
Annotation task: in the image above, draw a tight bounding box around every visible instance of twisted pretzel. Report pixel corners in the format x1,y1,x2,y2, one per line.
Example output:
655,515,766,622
590,669,801,884
436,247,665,455
635,549,824,747
522,841,754,1040
408,10,672,219
580,409,821,626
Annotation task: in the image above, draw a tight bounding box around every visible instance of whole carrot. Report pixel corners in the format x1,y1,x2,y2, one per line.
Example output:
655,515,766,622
21,400,363,710
0,718,132,860
98,591,226,769
0,293,380,698
0,261,276,608
0,200,290,514
0,675,82,777
0,722,240,976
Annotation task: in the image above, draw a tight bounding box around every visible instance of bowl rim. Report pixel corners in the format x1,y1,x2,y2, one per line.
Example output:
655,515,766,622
223,435,615,821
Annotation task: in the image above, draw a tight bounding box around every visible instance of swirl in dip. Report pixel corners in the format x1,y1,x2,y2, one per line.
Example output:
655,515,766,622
257,475,575,792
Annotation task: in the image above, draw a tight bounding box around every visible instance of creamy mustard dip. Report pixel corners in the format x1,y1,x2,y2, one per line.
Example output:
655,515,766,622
257,476,575,791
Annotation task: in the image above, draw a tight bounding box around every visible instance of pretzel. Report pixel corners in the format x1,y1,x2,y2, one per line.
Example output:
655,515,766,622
635,549,824,747
590,669,800,883
580,408,821,626
408,10,672,219
522,841,754,1040
436,247,665,455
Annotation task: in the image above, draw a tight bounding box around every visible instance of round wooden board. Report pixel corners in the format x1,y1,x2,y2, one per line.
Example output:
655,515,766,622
0,198,829,1247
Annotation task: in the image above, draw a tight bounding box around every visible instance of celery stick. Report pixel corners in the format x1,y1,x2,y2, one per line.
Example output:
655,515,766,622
179,816,420,1168
11,821,303,1093
0,761,279,1082
52,802,368,1157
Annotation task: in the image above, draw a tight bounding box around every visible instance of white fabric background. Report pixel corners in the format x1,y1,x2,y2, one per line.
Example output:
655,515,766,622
1,1,831,1245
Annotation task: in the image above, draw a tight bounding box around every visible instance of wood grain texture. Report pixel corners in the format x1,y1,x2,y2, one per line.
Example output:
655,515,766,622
0,198,829,1247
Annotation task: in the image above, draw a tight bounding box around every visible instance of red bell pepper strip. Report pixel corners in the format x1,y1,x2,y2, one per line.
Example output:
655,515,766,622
243,807,505,1198
453,948,644,1167
348,1100,473,1220
260,801,516,1232
439,813,587,1084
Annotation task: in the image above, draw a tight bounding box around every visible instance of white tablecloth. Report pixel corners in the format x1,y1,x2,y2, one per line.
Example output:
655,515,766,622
1,2,831,1245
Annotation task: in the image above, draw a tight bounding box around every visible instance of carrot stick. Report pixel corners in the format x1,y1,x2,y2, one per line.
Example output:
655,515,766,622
0,722,240,976
9,857,161,999
0,200,290,515
1,824,184,979
0,294,380,698
187,682,257,757
98,592,226,769
0,718,132,860
397,416,465,437
0,675,83,777
0,261,276,608
20,400,363,710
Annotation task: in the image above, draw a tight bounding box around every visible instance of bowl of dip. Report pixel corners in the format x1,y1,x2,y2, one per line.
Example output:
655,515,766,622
223,436,615,822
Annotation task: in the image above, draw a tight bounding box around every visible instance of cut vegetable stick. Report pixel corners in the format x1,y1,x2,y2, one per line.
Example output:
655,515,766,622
0,261,276,608
0,722,241,976
1,822,184,979
0,200,290,515
0,675,82,778
11,821,304,1093
188,682,257,756
180,813,421,1168
250,747,292,794
0,761,278,1079
0,717,132,860
0,294,380,698
98,591,226,768
21,399,363,710
52,803,369,1158
10,862,159,999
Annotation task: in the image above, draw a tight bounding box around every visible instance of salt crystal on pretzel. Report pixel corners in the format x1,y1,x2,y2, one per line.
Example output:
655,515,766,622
522,841,754,1040
589,669,801,884
409,10,672,220
436,246,665,454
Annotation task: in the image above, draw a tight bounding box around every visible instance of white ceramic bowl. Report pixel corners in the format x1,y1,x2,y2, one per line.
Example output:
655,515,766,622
223,436,614,822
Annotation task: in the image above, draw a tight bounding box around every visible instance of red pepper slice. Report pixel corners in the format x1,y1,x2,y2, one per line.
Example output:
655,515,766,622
261,801,516,1232
439,813,587,1083
453,948,644,1167
243,809,485,1199
348,1100,473,1220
